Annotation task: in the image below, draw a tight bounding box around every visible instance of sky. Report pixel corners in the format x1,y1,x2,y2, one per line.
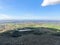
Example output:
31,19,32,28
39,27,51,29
0,0,60,20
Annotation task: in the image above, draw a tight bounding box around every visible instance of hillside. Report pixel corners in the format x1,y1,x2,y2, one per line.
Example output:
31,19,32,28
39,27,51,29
0,23,60,45
0,26,60,45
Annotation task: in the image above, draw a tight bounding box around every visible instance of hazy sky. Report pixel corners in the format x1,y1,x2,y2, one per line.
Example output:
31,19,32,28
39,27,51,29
0,0,60,20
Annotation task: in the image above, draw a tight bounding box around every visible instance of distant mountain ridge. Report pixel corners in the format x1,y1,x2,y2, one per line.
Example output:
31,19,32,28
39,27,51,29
0,20,60,23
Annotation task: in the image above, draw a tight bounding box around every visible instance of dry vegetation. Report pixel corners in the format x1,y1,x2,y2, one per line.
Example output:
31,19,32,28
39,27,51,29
0,23,60,33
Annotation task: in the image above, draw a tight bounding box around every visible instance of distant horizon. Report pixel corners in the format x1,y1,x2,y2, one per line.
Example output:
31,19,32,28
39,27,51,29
0,19,60,21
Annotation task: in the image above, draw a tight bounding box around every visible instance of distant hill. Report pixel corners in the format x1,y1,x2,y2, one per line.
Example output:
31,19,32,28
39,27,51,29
0,20,60,23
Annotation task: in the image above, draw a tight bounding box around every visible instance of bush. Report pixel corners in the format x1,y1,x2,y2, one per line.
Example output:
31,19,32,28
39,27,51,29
51,32,60,36
11,31,22,37
32,30,43,35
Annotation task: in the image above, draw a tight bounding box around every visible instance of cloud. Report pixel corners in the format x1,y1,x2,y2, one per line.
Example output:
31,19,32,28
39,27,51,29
0,14,49,20
41,0,60,7
0,14,60,20
0,14,13,20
